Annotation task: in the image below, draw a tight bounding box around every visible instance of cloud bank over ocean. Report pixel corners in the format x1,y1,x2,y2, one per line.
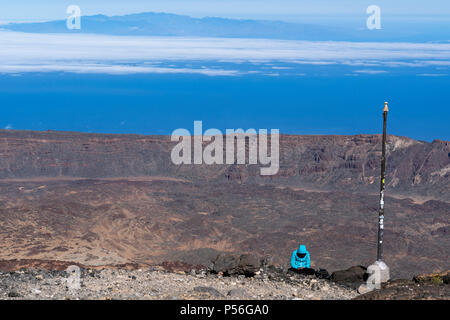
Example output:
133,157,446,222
0,31,450,75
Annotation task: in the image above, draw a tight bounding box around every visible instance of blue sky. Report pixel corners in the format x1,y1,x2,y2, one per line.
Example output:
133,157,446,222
1,0,450,22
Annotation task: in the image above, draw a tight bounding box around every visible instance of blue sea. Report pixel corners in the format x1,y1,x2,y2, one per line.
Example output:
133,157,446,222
1,65,449,141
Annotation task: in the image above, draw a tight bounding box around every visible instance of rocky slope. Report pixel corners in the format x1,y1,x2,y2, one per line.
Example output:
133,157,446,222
0,267,357,300
357,270,450,300
0,259,447,300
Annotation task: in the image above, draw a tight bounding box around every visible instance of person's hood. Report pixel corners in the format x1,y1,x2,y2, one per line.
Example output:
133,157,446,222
298,245,307,254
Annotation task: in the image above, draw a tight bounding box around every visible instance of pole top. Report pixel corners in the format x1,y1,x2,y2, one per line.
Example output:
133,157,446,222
383,102,389,112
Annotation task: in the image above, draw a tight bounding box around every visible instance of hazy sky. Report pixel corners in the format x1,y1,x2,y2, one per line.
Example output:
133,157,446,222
1,0,450,22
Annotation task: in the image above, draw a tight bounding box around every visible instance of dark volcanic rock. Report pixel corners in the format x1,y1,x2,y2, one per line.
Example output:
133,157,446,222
237,254,261,276
159,261,205,273
413,270,450,285
263,265,288,282
7,291,21,298
315,268,331,280
444,274,450,285
331,266,368,289
357,270,450,300
210,254,239,275
210,254,260,276
355,279,449,300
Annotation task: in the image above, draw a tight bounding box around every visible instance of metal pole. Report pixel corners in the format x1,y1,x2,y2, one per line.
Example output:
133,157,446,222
377,102,388,261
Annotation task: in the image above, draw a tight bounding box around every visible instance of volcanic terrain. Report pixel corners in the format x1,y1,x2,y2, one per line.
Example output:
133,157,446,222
0,130,448,279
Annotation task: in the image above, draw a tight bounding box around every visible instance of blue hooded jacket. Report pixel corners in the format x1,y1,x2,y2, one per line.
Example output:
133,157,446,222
291,244,311,269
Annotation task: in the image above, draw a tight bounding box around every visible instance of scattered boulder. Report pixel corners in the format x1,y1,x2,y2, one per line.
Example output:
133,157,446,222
159,261,205,273
193,286,224,297
263,265,287,282
210,253,260,277
315,269,331,280
443,274,449,285
227,288,247,297
210,254,239,275
331,265,367,289
413,270,449,285
7,291,21,298
237,254,260,276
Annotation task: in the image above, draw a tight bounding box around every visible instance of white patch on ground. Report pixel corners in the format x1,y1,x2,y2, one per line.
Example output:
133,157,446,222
390,137,420,151
431,165,450,177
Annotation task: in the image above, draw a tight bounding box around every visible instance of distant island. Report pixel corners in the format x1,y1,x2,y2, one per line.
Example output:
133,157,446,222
3,11,448,42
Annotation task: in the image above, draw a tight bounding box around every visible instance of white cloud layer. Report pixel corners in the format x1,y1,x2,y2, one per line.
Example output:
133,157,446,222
0,31,449,75
354,69,388,74
0,64,238,76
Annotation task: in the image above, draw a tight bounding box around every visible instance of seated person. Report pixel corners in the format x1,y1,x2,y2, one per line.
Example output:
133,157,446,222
290,244,315,276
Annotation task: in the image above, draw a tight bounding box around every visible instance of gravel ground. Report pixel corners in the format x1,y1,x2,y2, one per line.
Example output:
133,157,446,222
0,267,358,300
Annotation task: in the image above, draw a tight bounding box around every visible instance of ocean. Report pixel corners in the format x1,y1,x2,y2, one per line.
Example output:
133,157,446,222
1,66,449,141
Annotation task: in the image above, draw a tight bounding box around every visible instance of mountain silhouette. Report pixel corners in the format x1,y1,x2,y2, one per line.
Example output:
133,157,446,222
1,12,349,40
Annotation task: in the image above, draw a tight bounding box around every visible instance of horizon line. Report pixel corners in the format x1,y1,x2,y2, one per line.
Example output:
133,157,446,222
3,11,450,25
0,128,445,144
